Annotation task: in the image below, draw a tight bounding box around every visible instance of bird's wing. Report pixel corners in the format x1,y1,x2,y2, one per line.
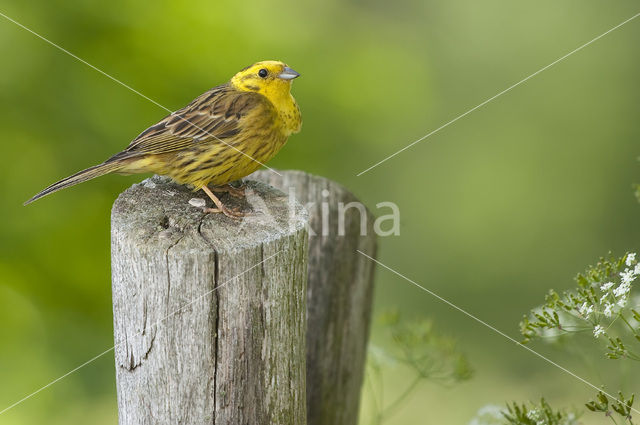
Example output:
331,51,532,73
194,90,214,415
116,84,267,158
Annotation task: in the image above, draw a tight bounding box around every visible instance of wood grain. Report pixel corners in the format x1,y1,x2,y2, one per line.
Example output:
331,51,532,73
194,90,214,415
251,170,377,425
111,175,309,425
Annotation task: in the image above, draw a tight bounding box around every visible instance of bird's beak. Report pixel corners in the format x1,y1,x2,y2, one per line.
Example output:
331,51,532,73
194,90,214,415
278,66,300,80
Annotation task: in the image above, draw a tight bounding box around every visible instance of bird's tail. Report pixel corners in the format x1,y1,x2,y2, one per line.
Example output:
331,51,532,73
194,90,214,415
24,161,124,205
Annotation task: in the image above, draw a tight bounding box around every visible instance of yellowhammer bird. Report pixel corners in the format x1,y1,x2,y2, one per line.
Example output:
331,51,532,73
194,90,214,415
24,60,302,217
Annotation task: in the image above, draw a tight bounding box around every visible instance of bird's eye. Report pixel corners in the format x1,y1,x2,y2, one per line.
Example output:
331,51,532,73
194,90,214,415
258,68,268,78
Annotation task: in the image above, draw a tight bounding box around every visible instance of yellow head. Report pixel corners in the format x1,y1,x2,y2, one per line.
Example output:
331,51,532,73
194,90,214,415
230,60,300,99
231,60,301,134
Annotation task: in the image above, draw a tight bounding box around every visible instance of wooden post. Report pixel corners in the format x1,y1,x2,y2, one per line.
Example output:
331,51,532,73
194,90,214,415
111,175,309,425
251,170,377,425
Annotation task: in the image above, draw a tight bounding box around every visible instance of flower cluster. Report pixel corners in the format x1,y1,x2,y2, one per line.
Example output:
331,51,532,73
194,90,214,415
468,399,579,425
520,253,640,361
366,311,473,424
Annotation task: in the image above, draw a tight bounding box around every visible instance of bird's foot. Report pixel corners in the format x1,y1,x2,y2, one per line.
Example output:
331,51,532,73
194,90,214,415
210,183,246,199
201,185,246,220
203,205,246,219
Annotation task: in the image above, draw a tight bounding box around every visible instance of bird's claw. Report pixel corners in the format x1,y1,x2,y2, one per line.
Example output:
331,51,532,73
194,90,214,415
203,205,246,220
211,183,246,199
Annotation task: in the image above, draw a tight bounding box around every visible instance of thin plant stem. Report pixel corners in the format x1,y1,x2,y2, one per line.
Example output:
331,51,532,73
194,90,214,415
366,368,382,425
379,375,423,422
619,315,639,337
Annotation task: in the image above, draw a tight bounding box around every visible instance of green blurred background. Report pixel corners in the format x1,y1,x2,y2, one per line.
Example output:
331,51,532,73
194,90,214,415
1,0,639,423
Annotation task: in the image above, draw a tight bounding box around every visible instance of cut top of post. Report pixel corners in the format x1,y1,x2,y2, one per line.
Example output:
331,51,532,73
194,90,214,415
111,175,308,254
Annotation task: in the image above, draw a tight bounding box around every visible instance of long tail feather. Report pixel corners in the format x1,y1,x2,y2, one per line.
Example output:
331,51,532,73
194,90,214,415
24,161,124,205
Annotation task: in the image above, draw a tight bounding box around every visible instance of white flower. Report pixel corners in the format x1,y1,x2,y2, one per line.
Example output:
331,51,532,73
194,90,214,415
600,281,614,291
620,268,637,285
593,325,606,338
617,297,628,308
603,302,614,318
599,295,608,304
634,263,640,275
526,409,541,421
626,253,637,266
578,302,594,317
613,282,631,298
565,412,579,425
468,404,504,425
578,302,587,314
476,405,504,417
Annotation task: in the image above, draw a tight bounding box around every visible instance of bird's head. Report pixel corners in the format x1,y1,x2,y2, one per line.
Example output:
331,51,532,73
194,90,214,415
231,60,300,99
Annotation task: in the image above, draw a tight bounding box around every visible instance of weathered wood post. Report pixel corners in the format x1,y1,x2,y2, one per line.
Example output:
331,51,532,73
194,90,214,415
251,170,377,425
111,175,309,425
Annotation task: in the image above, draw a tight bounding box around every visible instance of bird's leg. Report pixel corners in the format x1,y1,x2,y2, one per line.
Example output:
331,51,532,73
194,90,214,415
201,186,246,218
210,182,246,199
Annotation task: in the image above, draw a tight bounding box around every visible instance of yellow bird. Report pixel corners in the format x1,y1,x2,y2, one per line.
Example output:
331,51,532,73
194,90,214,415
25,60,302,217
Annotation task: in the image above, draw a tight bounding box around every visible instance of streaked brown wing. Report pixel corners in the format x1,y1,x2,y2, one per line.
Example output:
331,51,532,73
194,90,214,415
117,84,265,157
